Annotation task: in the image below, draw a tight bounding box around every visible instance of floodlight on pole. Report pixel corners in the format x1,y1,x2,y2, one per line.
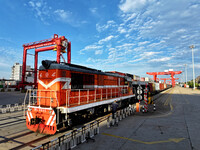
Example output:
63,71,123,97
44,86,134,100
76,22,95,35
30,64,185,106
190,45,195,90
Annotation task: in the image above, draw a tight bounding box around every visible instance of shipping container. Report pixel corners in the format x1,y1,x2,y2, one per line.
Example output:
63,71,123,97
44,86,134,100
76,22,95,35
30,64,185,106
148,83,155,93
140,77,145,81
164,83,167,89
145,77,150,82
133,75,140,81
155,83,160,91
159,83,164,91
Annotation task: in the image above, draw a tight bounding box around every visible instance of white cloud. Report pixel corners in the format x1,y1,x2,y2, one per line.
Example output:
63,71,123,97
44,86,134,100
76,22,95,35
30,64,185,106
176,29,186,33
116,43,135,48
80,45,103,54
119,0,149,13
134,46,144,52
124,13,137,22
53,9,87,26
35,2,42,7
29,1,35,7
76,0,200,80
129,51,161,62
90,8,97,14
95,50,103,55
98,35,114,44
96,20,116,32
138,41,150,46
28,0,50,24
27,1,86,26
149,57,171,62
118,26,126,33
54,9,71,22
143,51,161,56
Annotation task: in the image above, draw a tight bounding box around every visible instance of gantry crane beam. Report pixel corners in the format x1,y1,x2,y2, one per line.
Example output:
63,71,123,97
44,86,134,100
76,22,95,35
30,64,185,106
146,72,169,81
146,71,182,87
20,34,71,89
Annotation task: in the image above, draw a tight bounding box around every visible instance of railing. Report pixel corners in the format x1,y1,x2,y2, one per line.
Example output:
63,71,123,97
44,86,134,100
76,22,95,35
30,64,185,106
0,103,24,114
32,120,100,150
23,86,130,111
32,105,135,150
66,87,129,107
23,89,58,116
24,89,58,107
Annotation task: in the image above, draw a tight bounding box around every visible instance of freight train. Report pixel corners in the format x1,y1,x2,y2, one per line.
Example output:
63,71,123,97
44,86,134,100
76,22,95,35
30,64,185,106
25,60,171,134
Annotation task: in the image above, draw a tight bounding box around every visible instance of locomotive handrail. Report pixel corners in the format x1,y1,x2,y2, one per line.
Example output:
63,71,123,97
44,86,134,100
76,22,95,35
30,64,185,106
65,86,129,107
24,86,129,112
24,89,59,110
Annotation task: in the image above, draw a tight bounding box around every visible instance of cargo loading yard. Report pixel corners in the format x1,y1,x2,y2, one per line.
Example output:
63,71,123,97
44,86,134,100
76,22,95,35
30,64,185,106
1,87,200,150
1,0,200,150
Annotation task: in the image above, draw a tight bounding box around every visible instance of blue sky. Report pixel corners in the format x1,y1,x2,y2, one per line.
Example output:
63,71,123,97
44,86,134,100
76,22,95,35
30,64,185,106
0,0,200,82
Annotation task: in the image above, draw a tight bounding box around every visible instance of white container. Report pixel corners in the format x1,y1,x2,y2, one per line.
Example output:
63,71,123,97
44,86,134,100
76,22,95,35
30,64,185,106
155,83,160,91
145,77,149,82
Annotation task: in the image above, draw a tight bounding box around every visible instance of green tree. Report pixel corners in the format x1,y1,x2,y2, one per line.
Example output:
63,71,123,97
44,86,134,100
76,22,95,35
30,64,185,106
188,81,198,88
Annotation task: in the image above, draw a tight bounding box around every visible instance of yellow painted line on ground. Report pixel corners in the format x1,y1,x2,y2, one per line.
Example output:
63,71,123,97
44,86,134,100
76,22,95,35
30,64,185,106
170,99,173,111
102,133,185,144
164,95,171,106
148,89,174,119
164,89,174,106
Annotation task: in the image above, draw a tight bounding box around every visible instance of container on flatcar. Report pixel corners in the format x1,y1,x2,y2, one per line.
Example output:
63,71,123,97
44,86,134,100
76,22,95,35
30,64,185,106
159,83,164,91
155,83,160,91
148,82,156,94
140,77,145,81
133,75,140,81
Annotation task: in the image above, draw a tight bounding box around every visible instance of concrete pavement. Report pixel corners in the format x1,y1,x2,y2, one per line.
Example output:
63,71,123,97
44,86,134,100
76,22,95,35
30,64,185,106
74,87,200,150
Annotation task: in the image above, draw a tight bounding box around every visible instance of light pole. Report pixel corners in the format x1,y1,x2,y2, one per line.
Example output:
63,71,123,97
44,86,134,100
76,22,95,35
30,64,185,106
184,64,187,84
190,45,195,90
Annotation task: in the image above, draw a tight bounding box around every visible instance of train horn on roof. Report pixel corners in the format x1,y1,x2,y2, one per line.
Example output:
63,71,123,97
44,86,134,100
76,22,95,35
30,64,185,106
42,60,55,69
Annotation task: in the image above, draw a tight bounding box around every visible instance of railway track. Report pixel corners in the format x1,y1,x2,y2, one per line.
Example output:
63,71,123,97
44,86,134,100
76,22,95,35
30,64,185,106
0,88,171,150
0,109,108,149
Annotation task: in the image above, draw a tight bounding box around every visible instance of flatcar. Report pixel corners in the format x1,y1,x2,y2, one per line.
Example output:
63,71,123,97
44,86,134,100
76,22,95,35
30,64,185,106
26,60,135,134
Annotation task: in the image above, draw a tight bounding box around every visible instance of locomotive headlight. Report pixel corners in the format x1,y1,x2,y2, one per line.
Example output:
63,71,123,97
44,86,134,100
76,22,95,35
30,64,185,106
62,40,68,48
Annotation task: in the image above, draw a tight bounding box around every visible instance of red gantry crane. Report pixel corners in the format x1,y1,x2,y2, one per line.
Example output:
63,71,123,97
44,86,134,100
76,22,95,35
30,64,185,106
146,70,182,87
20,34,71,89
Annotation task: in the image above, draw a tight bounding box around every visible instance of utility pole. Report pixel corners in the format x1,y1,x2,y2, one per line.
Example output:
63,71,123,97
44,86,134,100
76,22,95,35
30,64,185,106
190,45,195,90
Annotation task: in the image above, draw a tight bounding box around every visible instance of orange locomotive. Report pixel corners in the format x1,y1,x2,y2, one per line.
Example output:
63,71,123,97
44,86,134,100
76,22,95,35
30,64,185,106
26,60,135,134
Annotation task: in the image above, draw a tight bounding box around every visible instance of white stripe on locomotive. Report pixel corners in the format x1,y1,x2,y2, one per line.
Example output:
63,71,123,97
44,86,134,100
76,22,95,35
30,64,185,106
46,111,55,125
50,115,56,126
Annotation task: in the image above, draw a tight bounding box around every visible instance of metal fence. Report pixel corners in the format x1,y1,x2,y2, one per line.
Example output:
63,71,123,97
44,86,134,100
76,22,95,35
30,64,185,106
0,103,25,114
32,120,100,150
32,105,135,150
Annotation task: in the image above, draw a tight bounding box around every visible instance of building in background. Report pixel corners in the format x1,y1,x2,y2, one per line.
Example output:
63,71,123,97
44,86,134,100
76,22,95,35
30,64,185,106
10,63,34,82
10,63,22,81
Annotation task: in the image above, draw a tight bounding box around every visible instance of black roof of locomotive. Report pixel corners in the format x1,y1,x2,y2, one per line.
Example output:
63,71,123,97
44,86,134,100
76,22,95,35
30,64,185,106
39,61,124,78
